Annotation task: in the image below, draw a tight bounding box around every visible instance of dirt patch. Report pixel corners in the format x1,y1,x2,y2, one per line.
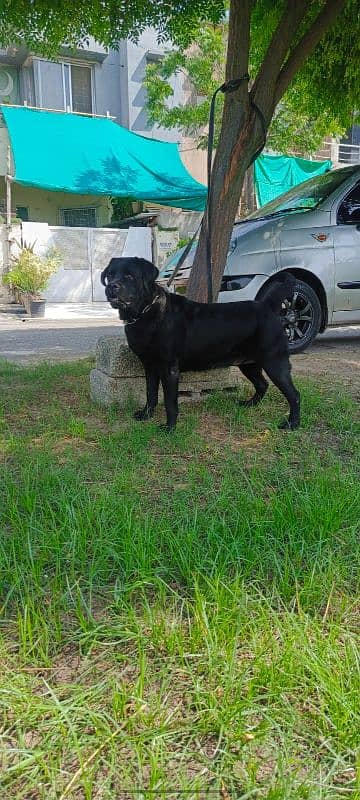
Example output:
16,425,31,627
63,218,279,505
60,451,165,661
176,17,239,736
292,336,360,396
198,413,271,452
51,436,98,454
29,435,98,457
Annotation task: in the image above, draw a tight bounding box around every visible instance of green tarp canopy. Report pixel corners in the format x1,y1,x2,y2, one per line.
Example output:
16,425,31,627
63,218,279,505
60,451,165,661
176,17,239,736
254,153,332,207
1,105,207,211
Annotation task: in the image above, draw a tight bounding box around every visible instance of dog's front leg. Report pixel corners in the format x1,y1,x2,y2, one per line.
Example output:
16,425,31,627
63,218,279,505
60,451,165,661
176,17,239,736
134,365,160,421
160,361,179,432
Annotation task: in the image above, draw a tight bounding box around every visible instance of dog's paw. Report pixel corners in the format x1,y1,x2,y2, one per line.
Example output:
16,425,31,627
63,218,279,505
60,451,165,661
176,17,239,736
134,407,151,421
238,398,256,408
158,423,175,434
278,417,299,431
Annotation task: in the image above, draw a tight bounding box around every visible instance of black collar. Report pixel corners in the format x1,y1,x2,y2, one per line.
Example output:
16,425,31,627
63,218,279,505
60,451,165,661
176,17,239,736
123,293,160,326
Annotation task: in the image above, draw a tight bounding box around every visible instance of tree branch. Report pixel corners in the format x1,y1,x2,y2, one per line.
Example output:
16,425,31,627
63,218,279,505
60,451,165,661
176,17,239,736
274,0,347,104
225,0,252,81
250,0,308,120
221,0,252,149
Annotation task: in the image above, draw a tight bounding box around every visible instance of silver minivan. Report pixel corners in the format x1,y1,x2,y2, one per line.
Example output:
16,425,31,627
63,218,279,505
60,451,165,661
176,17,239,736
161,164,360,352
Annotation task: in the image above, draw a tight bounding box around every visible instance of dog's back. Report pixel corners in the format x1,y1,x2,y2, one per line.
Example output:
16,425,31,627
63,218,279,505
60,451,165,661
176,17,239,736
140,290,287,372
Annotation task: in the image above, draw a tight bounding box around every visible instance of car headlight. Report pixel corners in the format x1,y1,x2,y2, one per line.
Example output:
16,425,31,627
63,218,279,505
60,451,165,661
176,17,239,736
220,275,255,291
228,238,237,255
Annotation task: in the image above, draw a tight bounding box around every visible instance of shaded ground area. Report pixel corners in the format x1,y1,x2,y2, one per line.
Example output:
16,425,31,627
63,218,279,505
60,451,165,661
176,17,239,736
0,310,359,396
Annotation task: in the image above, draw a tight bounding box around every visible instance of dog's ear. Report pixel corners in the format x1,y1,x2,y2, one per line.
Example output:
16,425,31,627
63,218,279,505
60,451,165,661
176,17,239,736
100,262,111,286
137,258,159,284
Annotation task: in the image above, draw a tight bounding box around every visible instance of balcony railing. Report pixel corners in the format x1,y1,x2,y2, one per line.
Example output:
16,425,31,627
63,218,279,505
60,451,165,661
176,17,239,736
0,102,115,120
285,140,360,165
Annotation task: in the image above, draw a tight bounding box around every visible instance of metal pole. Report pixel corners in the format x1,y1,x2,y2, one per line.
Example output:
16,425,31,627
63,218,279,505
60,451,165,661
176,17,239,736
6,144,11,225
5,143,12,271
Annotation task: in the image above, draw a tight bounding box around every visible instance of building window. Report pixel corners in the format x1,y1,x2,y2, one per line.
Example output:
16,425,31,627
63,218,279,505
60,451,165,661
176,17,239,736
0,200,28,221
146,51,164,65
16,206,29,221
60,207,97,227
62,63,93,114
35,59,94,113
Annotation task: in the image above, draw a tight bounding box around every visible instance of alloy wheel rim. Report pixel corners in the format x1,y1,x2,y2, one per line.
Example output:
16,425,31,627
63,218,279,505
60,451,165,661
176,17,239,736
282,291,315,344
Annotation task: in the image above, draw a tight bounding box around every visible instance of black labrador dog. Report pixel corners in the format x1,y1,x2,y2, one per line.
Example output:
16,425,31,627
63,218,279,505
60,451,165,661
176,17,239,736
101,257,300,432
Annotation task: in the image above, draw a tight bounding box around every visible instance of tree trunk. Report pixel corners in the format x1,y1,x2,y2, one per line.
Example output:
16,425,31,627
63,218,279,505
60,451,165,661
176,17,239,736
186,0,345,304
186,113,259,302
186,0,307,304
187,0,255,302
186,67,267,303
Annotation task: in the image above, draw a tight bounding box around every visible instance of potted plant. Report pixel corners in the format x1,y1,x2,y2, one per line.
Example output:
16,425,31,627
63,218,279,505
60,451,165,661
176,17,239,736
3,243,62,318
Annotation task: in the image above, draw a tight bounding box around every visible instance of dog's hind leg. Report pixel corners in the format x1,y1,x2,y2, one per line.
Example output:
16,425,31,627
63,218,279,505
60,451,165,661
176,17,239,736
263,357,300,430
160,361,179,432
134,366,160,421
238,363,269,407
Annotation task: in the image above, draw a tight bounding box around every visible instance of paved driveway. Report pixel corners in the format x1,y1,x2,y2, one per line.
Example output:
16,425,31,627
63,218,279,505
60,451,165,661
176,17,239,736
0,317,125,364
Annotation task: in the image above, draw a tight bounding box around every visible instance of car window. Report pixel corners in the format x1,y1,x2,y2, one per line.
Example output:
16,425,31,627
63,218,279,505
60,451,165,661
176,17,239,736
337,182,360,224
246,166,359,220
160,242,198,276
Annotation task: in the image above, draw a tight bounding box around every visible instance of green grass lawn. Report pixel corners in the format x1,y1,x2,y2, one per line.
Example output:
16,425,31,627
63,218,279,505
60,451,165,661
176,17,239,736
0,357,359,800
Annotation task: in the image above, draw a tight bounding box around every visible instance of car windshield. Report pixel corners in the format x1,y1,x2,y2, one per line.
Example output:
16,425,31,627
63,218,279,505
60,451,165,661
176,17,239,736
160,241,199,276
246,165,358,221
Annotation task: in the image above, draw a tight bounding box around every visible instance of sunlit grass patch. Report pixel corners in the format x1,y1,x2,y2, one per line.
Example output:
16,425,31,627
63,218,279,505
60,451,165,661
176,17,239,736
0,359,359,798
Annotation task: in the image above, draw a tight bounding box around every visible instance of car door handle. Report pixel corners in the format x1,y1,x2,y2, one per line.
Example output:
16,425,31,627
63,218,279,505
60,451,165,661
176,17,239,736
337,281,360,289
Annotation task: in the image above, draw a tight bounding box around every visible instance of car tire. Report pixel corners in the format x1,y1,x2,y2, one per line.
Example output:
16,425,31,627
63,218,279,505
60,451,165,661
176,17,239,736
259,277,322,354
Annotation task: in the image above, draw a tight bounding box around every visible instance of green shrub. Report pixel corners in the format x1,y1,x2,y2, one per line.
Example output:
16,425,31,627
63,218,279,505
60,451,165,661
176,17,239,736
3,243,62,299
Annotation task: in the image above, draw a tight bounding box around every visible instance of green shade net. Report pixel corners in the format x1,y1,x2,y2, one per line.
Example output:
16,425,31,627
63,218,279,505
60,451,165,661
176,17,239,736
1,105,207,211
254,153,332,207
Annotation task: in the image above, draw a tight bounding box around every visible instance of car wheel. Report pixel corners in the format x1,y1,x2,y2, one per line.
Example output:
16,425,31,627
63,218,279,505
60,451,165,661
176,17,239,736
258,277,322,354
281,279,322,353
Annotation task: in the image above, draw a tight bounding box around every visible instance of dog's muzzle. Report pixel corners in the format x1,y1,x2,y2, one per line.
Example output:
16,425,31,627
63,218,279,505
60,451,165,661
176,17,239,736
105,285,124,306
105,283,118,300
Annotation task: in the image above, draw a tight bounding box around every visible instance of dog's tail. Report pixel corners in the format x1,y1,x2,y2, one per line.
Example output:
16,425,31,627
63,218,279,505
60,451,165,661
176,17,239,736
260,273,295,314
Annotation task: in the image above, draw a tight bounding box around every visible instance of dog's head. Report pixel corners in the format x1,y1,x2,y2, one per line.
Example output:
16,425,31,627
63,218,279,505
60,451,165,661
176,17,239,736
101,257,159,317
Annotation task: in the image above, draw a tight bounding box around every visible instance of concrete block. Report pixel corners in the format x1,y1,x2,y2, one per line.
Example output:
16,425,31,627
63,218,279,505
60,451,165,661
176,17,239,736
90,369,147,408
95,336,144,377
91,336,242,408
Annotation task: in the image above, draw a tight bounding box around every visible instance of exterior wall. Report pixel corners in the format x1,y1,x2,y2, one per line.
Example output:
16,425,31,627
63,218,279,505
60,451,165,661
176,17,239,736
93,49,122,119
14,186,112,227
0,177,112,227
0,223,9,301
1,44,121,120
0,222,21,301
0,126,8,175
1,31,184,135
118,40,130,129
124,30,183,142
157,209,202,238
180,137,207,185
